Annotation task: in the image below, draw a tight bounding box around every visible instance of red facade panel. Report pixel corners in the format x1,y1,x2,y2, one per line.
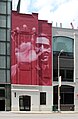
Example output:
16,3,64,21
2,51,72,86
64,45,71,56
11,11,52,86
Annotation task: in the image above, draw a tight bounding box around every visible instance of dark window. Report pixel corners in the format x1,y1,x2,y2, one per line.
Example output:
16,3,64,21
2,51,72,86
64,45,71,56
40,92,46,105
66,70,73,79
0,89,5,97
53,69,73,82
53,69,58,77
53,69,58,81
60,70,65,79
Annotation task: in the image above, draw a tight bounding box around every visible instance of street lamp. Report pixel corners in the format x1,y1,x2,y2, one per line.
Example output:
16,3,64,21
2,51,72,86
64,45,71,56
58,49,64,112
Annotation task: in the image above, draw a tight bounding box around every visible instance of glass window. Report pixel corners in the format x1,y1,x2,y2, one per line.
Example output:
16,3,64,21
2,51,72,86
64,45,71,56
66,70,73,79
1,0,10,1
0,15,6,27
64,93,74,104
7,70,10,83
53,69,58,77
7,29,10,41
53,69,58,81
7,2,11,14
6,84,11,111
7,43,10,55
0,70,6,82
40,92,46,105
0,89,5,97
7,56,10,69
0,2,6,14
60,69,65,79
0,56,6,68
5,84,11,111
0,29,6,41
7,15,11,28
53,36,74,53
0,42,6,55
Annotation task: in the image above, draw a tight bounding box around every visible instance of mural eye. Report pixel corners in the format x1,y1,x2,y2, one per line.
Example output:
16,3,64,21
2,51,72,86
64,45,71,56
43,44,50,49
36,43,42,48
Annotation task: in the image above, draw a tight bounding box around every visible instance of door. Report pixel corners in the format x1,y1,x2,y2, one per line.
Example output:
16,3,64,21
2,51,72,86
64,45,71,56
0,88,5,111
19,95,31,111
0,100,5,111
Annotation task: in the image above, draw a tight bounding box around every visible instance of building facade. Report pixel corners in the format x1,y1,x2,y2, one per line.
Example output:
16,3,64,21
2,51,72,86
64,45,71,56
52,27,78,111
0,0,11,111
11,11,52,111
1,1,78,112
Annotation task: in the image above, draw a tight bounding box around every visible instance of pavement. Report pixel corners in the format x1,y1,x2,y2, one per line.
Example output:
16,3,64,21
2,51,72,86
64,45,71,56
0,110,78,114
10,110,78,114
1,111,78,119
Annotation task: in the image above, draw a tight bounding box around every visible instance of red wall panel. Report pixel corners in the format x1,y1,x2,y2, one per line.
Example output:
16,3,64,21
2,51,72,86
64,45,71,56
11,11,52,86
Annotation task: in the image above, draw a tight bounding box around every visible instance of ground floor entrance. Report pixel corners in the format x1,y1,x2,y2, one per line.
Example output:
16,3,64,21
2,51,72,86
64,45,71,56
19,95,31,111
0,87,5,111
53,85,74,111
0,99,5,111
0,84,11,111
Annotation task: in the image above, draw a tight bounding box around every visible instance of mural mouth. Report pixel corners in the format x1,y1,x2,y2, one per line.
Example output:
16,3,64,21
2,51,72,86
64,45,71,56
41,55,49,62
40,51,50,61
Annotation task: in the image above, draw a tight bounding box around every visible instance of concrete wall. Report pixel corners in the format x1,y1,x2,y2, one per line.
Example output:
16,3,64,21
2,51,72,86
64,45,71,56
74,33,78,111
11,84,52,111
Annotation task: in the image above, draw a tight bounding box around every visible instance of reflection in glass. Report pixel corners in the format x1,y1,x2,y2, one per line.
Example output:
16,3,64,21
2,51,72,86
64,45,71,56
0,56,6,68
0,43,6,55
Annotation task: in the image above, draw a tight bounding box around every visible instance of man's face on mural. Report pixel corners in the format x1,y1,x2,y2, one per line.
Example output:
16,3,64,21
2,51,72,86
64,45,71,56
35,37,51,63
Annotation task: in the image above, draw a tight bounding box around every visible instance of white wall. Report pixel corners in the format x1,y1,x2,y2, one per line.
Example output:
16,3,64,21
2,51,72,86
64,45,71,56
11,85,52,111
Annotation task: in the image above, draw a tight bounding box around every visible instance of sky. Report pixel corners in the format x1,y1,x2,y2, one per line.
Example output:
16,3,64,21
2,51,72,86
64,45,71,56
12,0,78,29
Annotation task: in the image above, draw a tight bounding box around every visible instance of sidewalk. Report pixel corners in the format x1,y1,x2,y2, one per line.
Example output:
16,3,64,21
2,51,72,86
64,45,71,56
10,110,78,114
11,111,53,114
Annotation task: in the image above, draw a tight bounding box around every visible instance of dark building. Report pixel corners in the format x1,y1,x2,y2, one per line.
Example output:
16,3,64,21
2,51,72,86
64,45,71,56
0,0,12,111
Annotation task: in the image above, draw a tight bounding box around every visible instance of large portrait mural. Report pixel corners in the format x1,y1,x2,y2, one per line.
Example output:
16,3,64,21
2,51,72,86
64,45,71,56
11,12,52,85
